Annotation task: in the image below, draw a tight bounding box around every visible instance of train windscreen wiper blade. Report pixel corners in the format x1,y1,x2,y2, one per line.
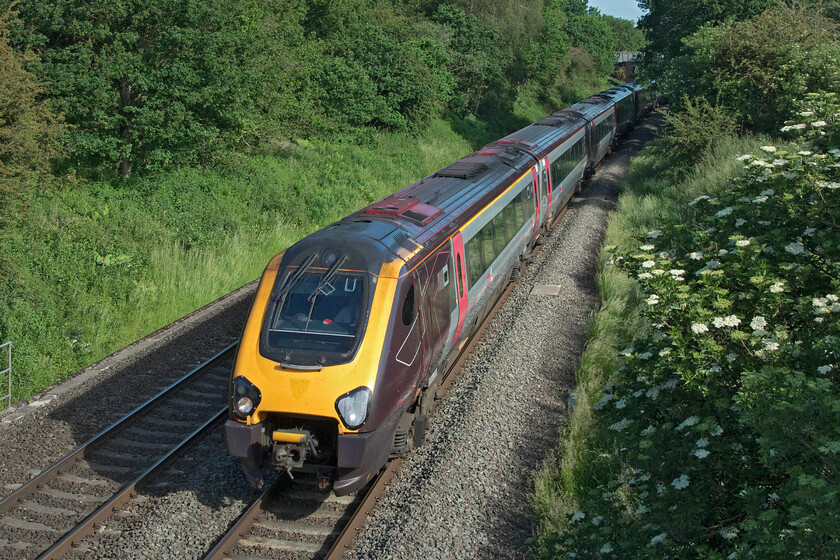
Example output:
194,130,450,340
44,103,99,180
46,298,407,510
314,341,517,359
307,255,349,304
273,253,318,308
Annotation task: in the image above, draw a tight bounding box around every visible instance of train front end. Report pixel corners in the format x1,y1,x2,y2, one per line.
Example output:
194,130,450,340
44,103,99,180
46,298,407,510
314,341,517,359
225,227,405,495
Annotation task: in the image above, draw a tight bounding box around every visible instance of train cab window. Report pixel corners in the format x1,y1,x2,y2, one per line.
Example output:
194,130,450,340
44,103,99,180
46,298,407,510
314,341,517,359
262,269,367,362
401,284,416,326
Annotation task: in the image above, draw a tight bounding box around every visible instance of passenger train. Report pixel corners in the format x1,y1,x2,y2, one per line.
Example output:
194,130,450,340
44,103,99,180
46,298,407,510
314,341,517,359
226,82,656,495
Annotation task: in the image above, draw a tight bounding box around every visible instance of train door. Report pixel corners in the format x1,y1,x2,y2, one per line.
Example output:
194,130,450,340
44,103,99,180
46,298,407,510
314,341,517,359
543,157,553,222
530,167,541,234
450,233,468,345
419,248,451,372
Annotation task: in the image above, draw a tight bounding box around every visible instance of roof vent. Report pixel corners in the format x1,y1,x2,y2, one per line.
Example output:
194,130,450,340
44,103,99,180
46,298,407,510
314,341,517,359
434,161,488,179
364,197,443,226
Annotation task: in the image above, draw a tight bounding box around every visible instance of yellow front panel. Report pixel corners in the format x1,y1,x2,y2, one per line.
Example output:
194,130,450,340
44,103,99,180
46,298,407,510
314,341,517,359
234,258,401,434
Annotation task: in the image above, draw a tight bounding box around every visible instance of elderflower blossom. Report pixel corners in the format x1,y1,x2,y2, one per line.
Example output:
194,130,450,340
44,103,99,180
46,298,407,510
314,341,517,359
785,242,807,255
735,218,746,227
736,154,752,161
640,244,655,251
642,260,655,268
751,316,768,331
812,120,828,127
671,474,690,490
638,272,653,280
715,207,733,218
669,269,685,278
736,239,750,247
676,416,699,430
798,150,813,156
720,527,740,540
571,511,585,522
691,323,709,334
713,315,741,328
647,229,662,238
694,449,710,459
818,365,833,375
689,251,703,260
817,180,840,189
646,294,660,305
781,123,806,132
770,282,785,293
772,159,788,166
696,437,709,447
761,145,777,152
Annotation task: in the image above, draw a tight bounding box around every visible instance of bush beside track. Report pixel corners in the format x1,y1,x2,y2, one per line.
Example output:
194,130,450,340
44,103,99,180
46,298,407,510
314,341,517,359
531,94,840,558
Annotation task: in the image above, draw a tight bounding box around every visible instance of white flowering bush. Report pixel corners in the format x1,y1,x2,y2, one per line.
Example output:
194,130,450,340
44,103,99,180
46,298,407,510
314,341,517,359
534,94,840,558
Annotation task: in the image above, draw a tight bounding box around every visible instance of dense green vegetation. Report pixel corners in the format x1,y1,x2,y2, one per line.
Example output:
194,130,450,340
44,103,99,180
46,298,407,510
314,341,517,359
532,3,840,558
0,0,629,404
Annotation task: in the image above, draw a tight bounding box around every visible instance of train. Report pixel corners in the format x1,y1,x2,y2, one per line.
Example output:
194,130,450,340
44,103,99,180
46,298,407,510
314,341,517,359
225,82,656,495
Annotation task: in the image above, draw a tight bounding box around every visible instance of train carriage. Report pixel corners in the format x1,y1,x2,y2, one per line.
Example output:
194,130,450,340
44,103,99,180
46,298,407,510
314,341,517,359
226,82,652,495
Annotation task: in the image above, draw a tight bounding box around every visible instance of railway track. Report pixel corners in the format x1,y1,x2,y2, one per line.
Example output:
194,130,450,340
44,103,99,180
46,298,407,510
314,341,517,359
0,345,236,559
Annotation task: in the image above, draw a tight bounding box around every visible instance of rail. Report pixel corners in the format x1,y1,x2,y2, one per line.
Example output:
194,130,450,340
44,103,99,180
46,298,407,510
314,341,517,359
1,341,9,409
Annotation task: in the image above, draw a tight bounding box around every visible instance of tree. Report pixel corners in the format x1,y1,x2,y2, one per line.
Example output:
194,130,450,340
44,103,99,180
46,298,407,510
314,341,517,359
637,0,771,60
0,5,64,203
661,6,840,133
13,0,295,176
602,14,645,52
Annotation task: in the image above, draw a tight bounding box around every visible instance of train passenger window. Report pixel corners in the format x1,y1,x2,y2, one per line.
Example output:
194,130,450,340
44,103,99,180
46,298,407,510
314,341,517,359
480,224,495,271
467,236,482,287
522,182,536,222
491,216,504,255
504,201,516,243
402,284,415,326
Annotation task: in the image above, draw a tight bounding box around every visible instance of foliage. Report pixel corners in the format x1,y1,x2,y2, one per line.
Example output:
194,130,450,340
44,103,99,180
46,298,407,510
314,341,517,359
303,0,452,133
660,6,840,134
653,97,738,176
560,0,616,74
601,14,644,52
531,92,840,558
637,0,771,61
0,5,66,279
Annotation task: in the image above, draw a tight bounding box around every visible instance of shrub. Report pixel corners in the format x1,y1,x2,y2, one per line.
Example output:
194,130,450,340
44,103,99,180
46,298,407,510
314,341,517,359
532,92,840,558
653,97,738,176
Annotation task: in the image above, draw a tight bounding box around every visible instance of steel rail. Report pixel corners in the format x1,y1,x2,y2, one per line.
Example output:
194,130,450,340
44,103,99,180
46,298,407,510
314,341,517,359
0,342,236,515
202,482,274,560
37,407,229,559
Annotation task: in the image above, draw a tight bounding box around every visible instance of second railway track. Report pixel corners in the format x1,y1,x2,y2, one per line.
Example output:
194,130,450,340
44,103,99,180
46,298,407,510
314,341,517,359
0,345,236,559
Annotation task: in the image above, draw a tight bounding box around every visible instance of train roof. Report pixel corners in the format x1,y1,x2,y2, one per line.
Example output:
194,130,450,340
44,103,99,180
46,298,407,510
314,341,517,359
283,83,639,277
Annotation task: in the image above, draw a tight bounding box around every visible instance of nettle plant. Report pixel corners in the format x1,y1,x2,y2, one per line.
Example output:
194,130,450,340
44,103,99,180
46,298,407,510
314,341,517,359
552,94,839,558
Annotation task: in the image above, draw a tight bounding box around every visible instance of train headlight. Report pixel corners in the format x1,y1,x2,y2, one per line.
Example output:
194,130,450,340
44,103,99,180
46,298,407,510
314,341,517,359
335,386,371,430
232,376,262,420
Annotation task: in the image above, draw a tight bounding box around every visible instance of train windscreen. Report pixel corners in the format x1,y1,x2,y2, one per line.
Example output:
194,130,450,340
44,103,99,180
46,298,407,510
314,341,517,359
262,270,368,363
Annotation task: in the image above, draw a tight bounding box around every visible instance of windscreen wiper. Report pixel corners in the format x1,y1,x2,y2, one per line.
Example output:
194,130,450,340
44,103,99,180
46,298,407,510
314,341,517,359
307,255,349,304
273,253,319,310
303,255,349,331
